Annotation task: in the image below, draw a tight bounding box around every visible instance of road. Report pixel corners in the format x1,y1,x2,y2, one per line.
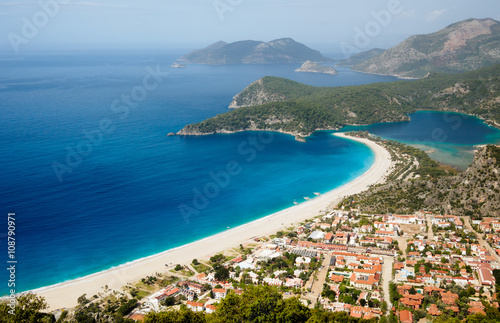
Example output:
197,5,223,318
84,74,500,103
381,256,394,313
463,216,500,263
304,254,331,306
426,214,434,240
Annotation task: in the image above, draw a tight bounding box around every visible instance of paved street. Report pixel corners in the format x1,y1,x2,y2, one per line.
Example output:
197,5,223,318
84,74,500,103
426,214,434,240
304,254,331,306
381,256,394,313
463,216,500,263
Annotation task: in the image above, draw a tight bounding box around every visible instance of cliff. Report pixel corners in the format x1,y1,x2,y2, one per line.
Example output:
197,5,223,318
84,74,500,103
354,18,500,78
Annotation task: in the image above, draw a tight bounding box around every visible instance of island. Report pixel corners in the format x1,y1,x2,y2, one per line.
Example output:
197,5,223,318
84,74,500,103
295,60,338,75
180,38,333,65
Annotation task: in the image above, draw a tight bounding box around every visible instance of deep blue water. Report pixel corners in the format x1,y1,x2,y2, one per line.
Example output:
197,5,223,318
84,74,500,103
0,50,398,294
342,111,500,170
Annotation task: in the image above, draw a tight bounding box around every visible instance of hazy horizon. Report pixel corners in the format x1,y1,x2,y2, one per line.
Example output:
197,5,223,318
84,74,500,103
1,0,499,55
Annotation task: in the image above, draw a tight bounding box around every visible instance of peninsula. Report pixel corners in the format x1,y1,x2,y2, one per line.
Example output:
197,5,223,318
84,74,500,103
295,60,338,75
177,63,500,137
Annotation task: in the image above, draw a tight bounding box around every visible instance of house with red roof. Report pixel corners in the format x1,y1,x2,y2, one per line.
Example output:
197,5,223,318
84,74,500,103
399,309,413,323
205,304,217,314
478,266,495,286
428,304,441,316
330,274,344,283
187,301,205,312
213,288,227,300
324,232,334,243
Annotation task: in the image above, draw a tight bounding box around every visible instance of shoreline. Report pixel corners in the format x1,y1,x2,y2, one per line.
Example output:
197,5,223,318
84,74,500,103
34,132,393,310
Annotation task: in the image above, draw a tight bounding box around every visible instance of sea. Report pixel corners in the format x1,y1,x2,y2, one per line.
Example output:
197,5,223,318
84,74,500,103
1,50,499,295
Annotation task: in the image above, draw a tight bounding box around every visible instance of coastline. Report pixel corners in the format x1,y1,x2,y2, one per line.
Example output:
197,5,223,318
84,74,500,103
34,132,393,310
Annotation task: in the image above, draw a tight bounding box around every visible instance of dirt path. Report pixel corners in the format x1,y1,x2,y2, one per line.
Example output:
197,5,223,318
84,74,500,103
397,237,407,258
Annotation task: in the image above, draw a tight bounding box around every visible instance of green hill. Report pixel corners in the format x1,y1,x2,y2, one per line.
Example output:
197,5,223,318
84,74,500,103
342,137,500,217
177,63,500,137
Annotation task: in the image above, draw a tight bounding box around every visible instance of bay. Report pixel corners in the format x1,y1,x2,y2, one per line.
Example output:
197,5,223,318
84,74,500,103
0,50,393,294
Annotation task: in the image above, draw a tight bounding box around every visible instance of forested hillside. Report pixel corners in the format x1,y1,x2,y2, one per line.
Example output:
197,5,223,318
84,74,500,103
177,64,500,137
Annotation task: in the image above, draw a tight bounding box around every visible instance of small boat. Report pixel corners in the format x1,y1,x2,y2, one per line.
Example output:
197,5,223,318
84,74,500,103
303,197,310,200
314,192,321,196
293,201,299,205
171,62,187,68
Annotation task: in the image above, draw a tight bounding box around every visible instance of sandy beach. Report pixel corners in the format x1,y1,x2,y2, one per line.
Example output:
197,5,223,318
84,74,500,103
34,133,393,310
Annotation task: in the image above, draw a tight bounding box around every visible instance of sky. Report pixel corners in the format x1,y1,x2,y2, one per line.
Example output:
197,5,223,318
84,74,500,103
1,0,499,54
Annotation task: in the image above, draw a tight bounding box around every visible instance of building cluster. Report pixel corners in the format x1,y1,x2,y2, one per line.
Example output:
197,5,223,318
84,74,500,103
392,213,499,323
128,209,500,323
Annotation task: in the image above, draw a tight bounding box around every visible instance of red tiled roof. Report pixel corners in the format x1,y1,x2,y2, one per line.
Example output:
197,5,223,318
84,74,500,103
428,304,441,316
330,274,344,282
399,309,413,323
129,313,145,322
187,301,204,307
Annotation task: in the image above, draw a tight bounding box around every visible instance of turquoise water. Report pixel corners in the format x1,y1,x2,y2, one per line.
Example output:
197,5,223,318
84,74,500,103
342,111,500,170
0,51,389,294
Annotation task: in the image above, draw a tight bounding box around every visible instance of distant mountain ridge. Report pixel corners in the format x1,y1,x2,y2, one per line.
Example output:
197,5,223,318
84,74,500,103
354,18,500,78
181,38,333,64
337,48,386,66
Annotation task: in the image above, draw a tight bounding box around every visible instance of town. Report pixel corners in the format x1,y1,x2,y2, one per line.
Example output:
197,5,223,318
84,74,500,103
115,209,500,322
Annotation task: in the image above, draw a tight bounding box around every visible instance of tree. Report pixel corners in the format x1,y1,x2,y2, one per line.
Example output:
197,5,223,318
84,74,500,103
77,293,90,306
214,267,230,281
414,309,427,321
162,297,176,307
175,264,183,271
210,254,225,263
0,293,53,323
212,285,310,323
192,259,200,266
144,307,206,323
381,301,388,313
